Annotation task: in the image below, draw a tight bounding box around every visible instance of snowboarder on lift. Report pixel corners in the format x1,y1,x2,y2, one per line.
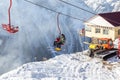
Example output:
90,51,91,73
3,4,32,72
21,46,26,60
54,34,66,50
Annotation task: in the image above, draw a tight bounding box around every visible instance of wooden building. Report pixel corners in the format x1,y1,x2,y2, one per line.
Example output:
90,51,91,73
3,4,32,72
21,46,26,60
84,12,120,40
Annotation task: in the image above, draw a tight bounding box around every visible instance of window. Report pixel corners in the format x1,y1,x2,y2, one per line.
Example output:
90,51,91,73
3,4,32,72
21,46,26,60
95,28,101,33
103,29,109,35
85,26,91,32
102,40,107,44
109,40,113,46
118,29,120,35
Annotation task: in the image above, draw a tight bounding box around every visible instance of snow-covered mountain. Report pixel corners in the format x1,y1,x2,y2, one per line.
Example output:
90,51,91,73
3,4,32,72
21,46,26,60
0,0,120,76
84,0,120,13
0,51,120,80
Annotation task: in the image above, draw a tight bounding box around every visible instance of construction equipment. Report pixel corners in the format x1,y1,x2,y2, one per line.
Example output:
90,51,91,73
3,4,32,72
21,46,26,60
85,38,118,60
89,38,114,50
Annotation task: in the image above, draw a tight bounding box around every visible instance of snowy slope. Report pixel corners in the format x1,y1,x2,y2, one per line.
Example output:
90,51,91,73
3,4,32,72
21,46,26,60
0,51,120,80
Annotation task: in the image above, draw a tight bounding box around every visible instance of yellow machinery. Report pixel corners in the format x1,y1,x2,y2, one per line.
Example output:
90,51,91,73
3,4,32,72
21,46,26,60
89,38,114,50
89,43,99,50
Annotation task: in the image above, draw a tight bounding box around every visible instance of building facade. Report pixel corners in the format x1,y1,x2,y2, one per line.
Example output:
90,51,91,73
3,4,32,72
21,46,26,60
84,12,120,40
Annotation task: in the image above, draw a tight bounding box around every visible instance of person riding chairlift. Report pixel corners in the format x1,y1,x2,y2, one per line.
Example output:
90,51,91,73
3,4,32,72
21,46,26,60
54,34,66,48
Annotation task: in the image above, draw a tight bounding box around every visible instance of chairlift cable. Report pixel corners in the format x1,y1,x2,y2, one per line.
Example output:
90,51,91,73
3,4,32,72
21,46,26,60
24,0,85,22
58,0,96,15
24,0,120,30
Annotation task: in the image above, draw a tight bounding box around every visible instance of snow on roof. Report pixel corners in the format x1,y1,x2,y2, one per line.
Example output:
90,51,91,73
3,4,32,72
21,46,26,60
0,51,120,80
98,12,120,27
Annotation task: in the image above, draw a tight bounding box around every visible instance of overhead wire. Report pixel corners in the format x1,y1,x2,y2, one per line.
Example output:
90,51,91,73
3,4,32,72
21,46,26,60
58,0,96,15
24,0,120,26
59,0,120,25
24,0,85,22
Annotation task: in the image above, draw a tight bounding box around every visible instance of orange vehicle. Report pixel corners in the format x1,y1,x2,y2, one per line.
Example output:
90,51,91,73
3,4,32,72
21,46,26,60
89,38,114,50
97,38,114,49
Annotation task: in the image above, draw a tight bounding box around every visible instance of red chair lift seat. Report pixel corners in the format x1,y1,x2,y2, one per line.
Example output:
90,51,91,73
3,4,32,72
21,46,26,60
2,24,18,33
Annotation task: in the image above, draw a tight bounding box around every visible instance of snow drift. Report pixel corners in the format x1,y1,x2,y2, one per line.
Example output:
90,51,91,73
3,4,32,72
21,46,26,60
0,51,120,80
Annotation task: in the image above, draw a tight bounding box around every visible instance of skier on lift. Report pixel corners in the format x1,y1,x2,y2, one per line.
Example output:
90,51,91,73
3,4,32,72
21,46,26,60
53,13,66,51
54,34,66,51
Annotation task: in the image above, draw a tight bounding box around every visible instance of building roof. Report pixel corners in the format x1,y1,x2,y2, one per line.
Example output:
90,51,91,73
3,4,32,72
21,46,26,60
98,12,120,26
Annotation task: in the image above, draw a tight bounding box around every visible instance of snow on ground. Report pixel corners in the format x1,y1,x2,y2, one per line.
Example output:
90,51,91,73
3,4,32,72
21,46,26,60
0,51,120,80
